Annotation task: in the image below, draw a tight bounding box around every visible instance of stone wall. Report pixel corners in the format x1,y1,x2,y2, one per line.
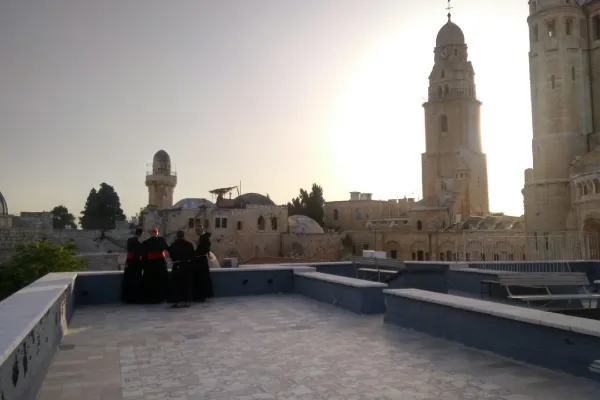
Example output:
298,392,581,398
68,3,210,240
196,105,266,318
76,253,123,271
281,233,342,261
0,228,45,262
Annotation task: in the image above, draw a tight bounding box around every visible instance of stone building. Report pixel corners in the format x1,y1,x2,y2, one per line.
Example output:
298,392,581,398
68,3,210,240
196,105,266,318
321,9,600,262
323,13,592,262
142,150,341,263
523,0,600,240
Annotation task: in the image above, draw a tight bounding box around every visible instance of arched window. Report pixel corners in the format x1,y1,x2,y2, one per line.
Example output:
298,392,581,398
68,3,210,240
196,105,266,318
416,220,423,231
257,216,265,230
441,70,445,78
355,209,362,220
333,209,339,221
440,115,448,133
271,217,278,230
437,86,442,97
444,84,449,95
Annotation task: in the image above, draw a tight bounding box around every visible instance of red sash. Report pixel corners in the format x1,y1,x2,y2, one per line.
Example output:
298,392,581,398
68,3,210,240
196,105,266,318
147,251,165,260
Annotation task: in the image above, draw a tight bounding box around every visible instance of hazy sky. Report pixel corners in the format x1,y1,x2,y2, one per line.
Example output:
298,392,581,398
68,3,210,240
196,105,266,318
0,0,532,219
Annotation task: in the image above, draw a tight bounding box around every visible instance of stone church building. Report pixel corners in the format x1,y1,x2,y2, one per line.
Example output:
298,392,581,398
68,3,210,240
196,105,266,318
326,8,599,262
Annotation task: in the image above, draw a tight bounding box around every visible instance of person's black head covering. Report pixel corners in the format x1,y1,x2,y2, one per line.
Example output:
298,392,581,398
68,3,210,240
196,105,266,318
176,230,185,239
135,228,143,236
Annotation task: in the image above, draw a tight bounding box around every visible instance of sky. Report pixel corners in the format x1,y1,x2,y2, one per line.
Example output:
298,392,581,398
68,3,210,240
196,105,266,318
0,0,532,219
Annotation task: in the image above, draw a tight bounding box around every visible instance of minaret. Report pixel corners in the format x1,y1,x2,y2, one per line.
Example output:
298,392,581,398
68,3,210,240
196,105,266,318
523,0,590,233
145,150,177,209
421,10,489,217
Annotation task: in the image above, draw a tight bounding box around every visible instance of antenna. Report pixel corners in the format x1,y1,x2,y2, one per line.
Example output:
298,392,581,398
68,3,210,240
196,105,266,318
446,0,454,20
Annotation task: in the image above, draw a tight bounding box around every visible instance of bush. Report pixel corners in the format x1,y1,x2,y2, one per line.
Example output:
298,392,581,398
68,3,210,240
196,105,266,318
0,241,88,301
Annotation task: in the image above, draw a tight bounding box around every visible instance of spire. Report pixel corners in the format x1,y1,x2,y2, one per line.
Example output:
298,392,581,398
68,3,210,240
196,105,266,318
446,0,453,20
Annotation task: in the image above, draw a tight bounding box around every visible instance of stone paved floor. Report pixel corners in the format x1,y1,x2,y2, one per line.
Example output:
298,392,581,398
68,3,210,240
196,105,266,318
38,294,600,400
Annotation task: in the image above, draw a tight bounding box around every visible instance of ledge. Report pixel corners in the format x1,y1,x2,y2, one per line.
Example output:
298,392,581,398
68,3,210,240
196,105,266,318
0,272,76,399
384,288,600,338
295,271,387,288
0,273,76,364
220,266,316,273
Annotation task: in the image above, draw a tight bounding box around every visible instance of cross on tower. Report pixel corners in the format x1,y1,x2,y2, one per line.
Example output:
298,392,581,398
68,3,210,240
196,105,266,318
446,0,454,20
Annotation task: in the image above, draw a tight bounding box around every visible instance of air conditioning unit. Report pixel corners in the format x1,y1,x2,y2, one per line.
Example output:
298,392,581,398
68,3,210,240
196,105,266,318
222,258,238,268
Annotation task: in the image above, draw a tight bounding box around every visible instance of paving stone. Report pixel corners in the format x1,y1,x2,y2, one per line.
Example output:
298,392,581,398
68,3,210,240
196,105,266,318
38,294,600,399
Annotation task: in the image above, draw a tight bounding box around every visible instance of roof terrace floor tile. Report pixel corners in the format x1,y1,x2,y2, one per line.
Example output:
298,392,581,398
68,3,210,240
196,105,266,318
38,294,600,400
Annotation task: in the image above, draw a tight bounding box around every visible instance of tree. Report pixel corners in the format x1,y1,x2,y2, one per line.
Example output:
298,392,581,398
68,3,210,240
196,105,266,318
0,241,88,301
80,183,126,230
287,183,325,227
51,205,77,229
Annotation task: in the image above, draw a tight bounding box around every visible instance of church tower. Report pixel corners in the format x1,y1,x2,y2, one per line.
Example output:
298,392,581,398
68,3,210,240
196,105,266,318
145,150,177,209
523,0,591,233
421,13,490,218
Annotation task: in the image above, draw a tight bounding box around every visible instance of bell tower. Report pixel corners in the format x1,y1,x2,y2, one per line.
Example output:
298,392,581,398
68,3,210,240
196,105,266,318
421,11,490,217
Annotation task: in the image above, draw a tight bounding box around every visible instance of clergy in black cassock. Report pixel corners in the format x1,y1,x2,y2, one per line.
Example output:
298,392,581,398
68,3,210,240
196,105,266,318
168,230,195,308
122,227,144,303
141,228,169,303
192,226,214,301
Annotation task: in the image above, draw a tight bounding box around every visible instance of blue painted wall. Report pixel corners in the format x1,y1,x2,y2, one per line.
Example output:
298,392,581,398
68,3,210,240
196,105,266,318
384,293,600,381
212,269,294,297
294,275,385,314
314,263,355,278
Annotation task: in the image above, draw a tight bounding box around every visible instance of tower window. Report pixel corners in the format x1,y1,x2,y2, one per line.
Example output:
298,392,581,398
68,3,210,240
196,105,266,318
566,18,573,36
441,70,445,78
440,114,448,133
531,24,539,42
572,66,576,81
551,74,556,89
594,15,600,40
444,84,449,96
546,19,556,37
437,86,442,97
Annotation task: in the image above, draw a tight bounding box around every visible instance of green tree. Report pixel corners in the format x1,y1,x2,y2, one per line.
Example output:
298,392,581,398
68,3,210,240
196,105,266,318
287,183,325,227
80,183,126,230
0,241,88,301
51,205,77,229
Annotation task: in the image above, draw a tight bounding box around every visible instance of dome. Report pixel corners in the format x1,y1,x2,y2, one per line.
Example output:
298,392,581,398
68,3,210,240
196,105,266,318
152,149,172,175
233,193,275,206
153,149,170,163
288,215,324,234
170,198,215,209
0,191,7,214
436,15,465,47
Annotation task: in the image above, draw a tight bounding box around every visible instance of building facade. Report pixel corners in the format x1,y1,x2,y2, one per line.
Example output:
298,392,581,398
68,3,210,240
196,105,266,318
523,0,600,238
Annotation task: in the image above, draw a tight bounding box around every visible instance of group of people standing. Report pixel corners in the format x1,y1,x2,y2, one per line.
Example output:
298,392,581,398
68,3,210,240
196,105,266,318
122,226,214,308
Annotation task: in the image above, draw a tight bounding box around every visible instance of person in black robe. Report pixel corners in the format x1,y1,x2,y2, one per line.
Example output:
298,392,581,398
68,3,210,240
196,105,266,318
168,230,195,308
141,228,169,304
192,225,214,301
122,228,144,303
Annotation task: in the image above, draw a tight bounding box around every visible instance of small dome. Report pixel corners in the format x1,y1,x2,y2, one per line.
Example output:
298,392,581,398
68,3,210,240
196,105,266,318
436,15,465,47
152,150,171,175
288,215,324,234
0,191,7,214
233,193,275,206
153,150,170,163
170,198,215,209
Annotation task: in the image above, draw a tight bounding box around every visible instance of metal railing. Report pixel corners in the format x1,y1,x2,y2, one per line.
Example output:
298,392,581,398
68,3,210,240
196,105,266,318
434,231,600,272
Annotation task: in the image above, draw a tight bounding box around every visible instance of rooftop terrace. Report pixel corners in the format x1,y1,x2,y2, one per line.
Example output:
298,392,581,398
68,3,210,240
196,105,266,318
38,295,599,400
3,260,600,400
